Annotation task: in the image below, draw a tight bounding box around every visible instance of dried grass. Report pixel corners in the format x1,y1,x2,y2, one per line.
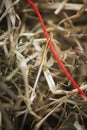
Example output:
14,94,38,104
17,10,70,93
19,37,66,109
0,0,87,130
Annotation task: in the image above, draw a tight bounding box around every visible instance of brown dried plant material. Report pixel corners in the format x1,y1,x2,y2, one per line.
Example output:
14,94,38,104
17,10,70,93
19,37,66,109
0,0,87,130
59,2,87,25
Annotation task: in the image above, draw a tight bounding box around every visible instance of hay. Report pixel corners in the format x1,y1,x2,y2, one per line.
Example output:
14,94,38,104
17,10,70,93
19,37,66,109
0,0,87,130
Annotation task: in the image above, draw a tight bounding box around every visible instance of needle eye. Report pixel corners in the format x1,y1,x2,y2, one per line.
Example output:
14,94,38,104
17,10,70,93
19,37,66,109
48,0,55,4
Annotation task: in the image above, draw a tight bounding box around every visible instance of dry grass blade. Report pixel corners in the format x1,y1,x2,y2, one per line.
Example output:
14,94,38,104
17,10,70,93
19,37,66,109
54,0,68,14
0,0,20,24
39,2,87,11
33,103,62,130
0,103,14,130
59,2,87,25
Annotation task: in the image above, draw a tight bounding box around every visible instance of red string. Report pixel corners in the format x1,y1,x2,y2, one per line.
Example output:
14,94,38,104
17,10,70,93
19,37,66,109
27,0,87,101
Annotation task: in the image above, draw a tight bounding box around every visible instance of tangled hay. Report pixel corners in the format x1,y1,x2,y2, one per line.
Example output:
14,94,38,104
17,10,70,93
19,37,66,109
0,0,87,130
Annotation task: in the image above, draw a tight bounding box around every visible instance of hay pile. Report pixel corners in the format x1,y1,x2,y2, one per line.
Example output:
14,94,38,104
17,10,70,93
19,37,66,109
0,0,87,130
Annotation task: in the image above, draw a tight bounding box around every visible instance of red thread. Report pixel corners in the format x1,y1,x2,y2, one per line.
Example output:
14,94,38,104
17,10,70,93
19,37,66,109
27,0,87,101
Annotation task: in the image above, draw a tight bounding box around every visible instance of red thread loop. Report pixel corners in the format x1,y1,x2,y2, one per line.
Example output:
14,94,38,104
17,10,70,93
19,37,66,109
27,0,87,101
